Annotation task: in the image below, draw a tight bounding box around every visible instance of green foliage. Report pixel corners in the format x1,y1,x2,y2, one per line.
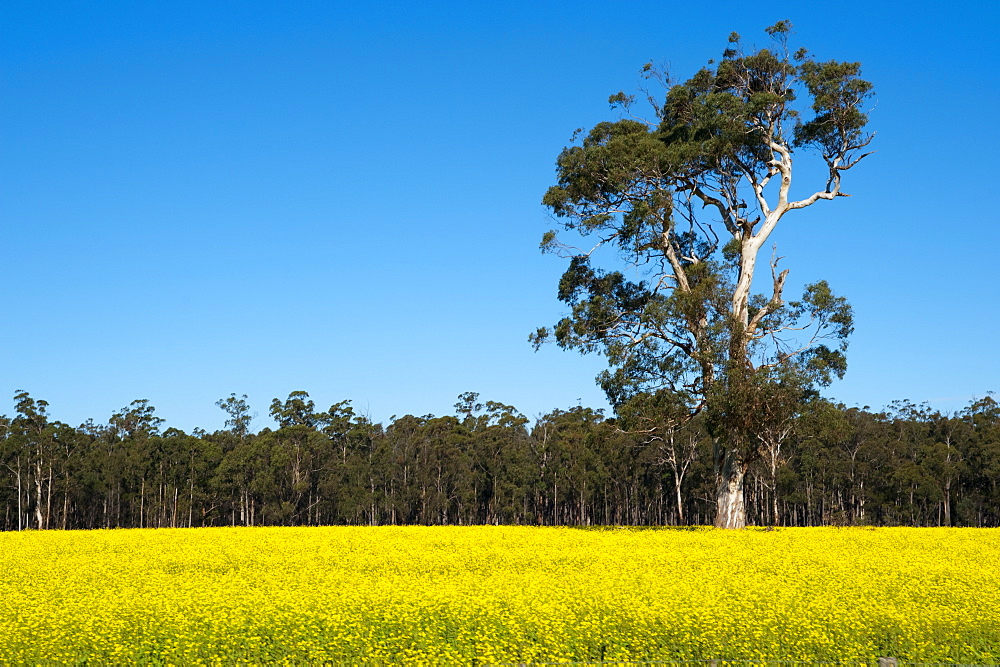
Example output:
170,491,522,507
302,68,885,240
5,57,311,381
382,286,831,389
269,391,318,428
217,394,253,438
110,399,164,439
536,22,871,461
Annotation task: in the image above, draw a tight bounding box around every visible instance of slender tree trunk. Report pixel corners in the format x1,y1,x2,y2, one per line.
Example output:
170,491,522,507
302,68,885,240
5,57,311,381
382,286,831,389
16,457,23,531
34,460,45,530
62,475,70,530
944,478,952,527
713,444,747,529
859,479,865,523
553,478,558,525
45,462,53,530
674,476,685,525
770,459,780,527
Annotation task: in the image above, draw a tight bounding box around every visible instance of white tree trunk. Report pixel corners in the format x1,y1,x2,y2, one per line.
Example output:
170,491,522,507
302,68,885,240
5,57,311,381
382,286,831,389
714,445,746,529
34,460,44,530
674,476,685,525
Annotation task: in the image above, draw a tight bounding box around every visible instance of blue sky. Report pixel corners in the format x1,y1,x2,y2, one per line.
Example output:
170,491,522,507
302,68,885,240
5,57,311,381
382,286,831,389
2,1,998,432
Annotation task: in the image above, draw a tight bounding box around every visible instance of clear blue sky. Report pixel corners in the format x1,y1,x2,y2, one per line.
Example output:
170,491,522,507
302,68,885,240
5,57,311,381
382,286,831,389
2,1,998,432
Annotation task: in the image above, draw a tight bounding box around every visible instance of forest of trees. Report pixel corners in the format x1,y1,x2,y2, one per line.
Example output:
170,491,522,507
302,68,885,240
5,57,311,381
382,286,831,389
1,389,999,532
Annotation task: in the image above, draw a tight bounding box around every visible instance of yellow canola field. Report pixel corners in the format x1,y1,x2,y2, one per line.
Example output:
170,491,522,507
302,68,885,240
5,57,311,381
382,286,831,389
0,526,998,664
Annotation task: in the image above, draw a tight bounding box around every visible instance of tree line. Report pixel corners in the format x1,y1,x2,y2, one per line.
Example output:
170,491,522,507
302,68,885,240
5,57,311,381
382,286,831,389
2,389,998,531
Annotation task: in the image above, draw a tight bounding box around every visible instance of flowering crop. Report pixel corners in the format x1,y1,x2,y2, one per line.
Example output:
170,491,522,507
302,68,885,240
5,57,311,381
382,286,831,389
0,526,997,663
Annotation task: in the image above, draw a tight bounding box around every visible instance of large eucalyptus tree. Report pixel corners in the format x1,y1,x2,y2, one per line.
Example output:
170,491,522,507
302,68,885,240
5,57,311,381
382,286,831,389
533,22,873,528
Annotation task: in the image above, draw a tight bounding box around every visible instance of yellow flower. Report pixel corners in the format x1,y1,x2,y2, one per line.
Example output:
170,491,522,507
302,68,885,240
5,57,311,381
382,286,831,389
0,526,996,663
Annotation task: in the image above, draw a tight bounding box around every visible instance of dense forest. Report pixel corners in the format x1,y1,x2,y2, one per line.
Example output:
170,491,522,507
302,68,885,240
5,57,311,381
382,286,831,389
1,389,999,531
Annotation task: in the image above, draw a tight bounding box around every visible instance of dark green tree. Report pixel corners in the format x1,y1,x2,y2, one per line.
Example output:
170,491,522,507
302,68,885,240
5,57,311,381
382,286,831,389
109,399,164,439
531,406,609,525
269,391,319,429
213,394,257,525
960,396,1000,526
533,22,871,528
7,391,55,529
616,393,714,525
265,391,325,523
217,393,254,438
455,395,531,524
